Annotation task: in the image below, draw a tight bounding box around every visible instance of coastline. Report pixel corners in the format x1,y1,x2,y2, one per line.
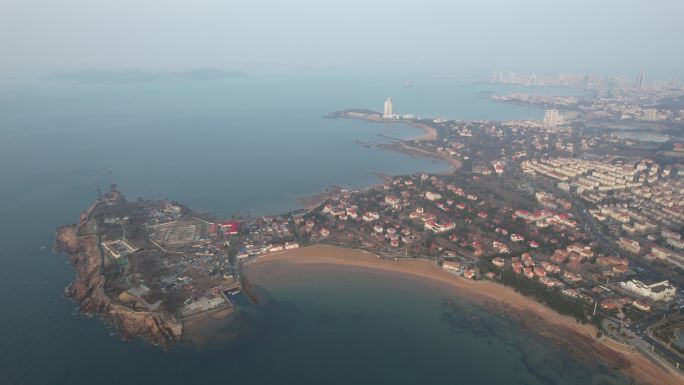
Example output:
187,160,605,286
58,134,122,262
328,110,461,173
378,140,462,174
296,185,345,211
54,193,183,346
388,122,465,174
334,111,438,143
243,244,684,385
409,122,438,142
50,106,678,381
293,113,458,211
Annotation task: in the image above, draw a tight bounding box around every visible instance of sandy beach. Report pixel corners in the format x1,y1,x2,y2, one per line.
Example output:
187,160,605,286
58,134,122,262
411,122,438,142
377,140,462,174
336,111,438,143
390,120,462,172
337,113,460,173
411,123,464,172
243,245,684,385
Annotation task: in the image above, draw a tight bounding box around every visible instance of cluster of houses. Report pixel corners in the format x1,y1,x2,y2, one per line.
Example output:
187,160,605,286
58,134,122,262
522,156,684,270
260,163,683,316
487,239,677,313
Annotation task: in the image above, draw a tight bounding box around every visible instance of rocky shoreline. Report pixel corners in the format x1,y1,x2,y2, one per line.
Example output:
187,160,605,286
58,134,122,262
54,194,183,346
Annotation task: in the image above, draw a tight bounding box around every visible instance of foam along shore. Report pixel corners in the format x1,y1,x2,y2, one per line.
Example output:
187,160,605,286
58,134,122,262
242,245,684,385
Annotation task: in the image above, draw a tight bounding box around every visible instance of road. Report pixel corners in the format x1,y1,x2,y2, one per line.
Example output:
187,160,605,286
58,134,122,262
522,169,684,371
630,311,684,369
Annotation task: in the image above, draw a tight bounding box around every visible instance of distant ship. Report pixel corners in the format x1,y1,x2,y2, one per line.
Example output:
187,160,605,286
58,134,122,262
403,81,413,88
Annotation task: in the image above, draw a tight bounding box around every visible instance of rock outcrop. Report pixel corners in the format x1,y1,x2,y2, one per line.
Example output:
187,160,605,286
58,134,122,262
55,202,182,345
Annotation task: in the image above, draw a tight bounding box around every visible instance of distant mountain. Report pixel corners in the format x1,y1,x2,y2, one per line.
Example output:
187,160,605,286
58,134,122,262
46,68,247,84
171,68,246,81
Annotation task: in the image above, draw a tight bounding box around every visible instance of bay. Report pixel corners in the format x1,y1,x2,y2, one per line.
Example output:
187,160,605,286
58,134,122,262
0,73,593,385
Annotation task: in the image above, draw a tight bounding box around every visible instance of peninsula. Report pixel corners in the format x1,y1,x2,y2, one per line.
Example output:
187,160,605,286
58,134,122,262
56,84,684,383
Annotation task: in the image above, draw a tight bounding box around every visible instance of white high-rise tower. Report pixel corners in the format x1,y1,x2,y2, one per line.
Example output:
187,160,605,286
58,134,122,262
636,70,644,89
383,97,394,119
543,109,561,128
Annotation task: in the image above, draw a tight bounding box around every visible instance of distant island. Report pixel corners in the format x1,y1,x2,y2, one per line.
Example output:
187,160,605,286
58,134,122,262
46,68,247,84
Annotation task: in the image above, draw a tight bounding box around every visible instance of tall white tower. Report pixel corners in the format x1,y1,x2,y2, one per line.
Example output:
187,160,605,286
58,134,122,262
383,97,394,119
543,109,561,128
636,70,644,89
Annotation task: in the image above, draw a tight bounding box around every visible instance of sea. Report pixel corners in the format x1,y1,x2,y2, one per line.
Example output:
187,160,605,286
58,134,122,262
0,73,617,385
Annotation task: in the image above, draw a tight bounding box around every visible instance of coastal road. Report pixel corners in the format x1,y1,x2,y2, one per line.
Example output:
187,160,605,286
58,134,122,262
602,316,684,373
629,315,684,369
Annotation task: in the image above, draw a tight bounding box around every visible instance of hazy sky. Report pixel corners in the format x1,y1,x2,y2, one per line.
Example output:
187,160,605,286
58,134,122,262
2,0,684,78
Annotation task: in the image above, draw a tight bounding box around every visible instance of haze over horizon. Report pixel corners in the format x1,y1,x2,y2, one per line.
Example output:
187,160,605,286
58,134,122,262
2,0,684,80
5,1,684,385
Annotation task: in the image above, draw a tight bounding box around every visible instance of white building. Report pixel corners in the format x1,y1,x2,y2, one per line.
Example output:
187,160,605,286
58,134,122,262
424,220,455,233
543,109,562,128
442,261,462,274
642,108,658,121
384,195,400,208
636,70,644,89
619,279,676,302
383,97,395,119
425,191,442,201
618,237,641,254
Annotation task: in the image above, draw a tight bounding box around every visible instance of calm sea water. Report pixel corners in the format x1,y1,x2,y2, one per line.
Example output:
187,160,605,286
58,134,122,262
0,73,592,385
234,264,628,385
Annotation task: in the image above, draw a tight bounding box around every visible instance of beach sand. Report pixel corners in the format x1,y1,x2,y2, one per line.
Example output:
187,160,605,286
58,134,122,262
340,115,460,174
243,245,684,385
412,122,438,142
378,141,462,173
399,121,463,172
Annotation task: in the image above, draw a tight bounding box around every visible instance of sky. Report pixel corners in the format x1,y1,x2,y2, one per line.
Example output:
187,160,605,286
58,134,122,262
1,0,684,79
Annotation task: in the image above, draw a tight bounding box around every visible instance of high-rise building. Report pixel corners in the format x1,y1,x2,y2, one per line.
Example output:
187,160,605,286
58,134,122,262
636,70,644,89
543,109,561,128
642,108,658,121
383,97,394,119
